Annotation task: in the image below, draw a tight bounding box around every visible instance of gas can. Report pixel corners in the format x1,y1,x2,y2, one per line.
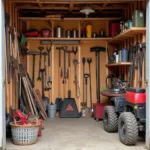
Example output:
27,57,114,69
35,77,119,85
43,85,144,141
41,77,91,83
93,103,107,120
132,10,144,27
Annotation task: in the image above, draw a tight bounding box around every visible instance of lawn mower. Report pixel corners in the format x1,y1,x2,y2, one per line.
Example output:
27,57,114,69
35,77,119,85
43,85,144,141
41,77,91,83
103,87,146,146
118,88,146,145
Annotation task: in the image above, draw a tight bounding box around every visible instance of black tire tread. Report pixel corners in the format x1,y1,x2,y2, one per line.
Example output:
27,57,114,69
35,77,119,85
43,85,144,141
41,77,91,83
118,112,138,145
103,106,118,133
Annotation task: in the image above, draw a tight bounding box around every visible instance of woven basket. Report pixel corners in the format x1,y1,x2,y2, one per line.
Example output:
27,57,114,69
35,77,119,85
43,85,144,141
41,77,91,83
10,121,40,145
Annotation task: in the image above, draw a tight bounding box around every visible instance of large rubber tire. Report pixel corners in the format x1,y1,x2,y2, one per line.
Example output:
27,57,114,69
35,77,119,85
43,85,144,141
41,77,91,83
103,106,118,133
118,112,138,145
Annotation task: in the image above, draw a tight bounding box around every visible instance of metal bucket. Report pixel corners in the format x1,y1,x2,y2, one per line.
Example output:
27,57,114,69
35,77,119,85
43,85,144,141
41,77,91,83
72,29,78,38
55,26,63,38
48,104,56,118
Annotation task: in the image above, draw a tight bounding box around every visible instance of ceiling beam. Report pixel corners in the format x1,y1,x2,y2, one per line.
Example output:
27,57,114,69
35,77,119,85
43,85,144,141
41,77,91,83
99,2,109,11
12,0,146,4
69,0,74,12
37,0,43,8
17,5,128,10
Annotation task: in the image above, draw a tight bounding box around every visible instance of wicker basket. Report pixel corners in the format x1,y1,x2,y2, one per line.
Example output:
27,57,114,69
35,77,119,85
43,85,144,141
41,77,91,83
10,121,40,145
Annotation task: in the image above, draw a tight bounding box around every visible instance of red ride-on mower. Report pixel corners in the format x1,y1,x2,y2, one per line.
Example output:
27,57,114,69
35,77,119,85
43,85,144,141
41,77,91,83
118,88,146,145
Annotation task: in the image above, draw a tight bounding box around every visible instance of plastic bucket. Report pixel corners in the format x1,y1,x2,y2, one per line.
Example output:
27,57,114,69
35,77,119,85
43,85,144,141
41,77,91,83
48,104,56,118
121,48,128,62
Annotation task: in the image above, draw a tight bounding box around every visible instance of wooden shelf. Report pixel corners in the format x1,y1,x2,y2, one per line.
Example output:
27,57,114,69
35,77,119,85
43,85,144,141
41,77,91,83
105,62,132,67
19,17,121,21
109,27,146,43
26,37,112,41
80,37,112,41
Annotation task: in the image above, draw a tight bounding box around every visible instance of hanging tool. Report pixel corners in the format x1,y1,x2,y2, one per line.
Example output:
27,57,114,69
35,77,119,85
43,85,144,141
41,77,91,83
56,47,63,78
73,58,80,99
62,46,67,84
90,47,106,120
84,74,89,107
87,58,93,112
46,46,51,67
46,46,52,84
81,57,86,107
55,47,63,111
37,47,44,81
67,50,72,98
72,46,78,59
46,46,52,104
81,73,91,118
137,43,146,85
32,54,36,87
5,13,11,84
40,69,49,111
42,52,48,89
27,51,40,87
90,47,105,103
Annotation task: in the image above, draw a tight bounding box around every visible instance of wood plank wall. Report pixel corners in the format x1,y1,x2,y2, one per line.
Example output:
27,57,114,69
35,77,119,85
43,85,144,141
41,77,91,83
26,21,109,111
5,1,146,112
108,1,146,89
5,0,19,113
121,1,146,88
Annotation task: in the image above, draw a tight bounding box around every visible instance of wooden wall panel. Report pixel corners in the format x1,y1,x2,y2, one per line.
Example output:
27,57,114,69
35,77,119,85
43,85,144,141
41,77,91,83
26,21,109,111
5,0,20,112
27,40,108,111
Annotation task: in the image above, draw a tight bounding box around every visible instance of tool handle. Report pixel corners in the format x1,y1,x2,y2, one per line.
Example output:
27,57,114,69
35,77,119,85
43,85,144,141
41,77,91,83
44,55,47,75
59,50,61,67
48,51,50,67
40,69,45,97
72,46,78,56
32,55,35,87
85,77,88,85
46,46,51,67
82,57,86,64
68,90,71,98
64,48,66,78
39,51,42,70
68,52,70,67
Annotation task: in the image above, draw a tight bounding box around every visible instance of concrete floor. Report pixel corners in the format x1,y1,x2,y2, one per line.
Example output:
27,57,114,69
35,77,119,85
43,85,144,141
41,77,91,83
6,118,146,150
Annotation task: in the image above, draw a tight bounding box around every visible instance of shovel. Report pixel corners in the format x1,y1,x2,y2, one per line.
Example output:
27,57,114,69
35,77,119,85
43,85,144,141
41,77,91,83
87,58,93,113
81,57,86,108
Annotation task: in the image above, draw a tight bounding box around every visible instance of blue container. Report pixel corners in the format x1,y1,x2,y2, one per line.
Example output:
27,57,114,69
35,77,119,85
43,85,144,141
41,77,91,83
121,48,128,62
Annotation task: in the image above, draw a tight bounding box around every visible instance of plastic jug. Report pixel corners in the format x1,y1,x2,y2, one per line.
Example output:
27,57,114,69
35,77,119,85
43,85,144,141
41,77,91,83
86,24,92,38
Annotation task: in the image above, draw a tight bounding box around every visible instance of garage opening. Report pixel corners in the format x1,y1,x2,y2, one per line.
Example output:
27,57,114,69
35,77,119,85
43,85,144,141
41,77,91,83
3,0,148,150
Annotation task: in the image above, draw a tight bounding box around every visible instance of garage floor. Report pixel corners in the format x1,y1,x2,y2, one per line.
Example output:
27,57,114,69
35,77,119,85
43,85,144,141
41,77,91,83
6,118,146,150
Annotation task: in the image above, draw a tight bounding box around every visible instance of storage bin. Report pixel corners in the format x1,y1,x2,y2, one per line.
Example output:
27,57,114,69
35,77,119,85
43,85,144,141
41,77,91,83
132,10,144,27
10,122,39,145
41,29,50,37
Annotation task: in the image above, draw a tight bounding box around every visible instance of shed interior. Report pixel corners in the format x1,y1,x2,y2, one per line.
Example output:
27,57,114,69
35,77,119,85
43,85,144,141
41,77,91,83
4,0,147,149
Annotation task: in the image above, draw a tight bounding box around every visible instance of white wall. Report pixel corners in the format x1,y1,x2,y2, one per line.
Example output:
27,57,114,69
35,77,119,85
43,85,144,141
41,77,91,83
0,0,6,149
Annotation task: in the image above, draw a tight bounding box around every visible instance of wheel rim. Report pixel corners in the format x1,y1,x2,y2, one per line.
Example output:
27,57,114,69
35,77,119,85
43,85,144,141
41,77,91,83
103,112,108,125
120,120,126,138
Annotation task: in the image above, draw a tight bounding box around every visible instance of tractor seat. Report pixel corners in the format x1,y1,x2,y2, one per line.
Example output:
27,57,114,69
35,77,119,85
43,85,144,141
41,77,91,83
126,88,145,93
